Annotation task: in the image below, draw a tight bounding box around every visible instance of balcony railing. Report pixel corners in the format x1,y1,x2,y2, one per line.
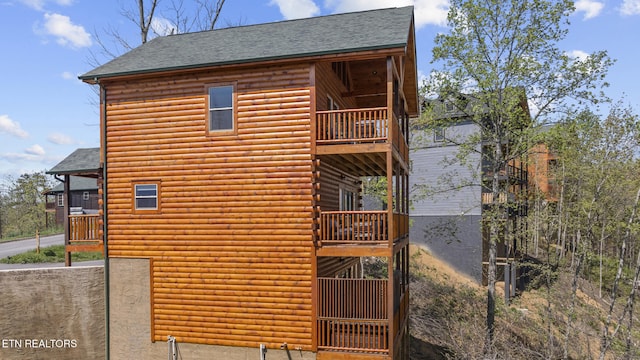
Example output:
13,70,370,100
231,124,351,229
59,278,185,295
317,278,389,354
319,211,388,245
69,214,101,242
482,192,508,205
316,107,388,144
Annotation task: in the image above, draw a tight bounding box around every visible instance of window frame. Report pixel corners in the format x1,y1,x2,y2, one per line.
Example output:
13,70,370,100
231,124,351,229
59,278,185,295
132,181,161,213
82,191,90,201
206,82,237,136
57,193,64,207
339,187,356,211
434,127,445,142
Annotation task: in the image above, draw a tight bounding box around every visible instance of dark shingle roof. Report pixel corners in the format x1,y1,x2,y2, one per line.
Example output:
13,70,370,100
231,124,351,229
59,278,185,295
47,148,101,176
80,6,414,81
48,176,98,193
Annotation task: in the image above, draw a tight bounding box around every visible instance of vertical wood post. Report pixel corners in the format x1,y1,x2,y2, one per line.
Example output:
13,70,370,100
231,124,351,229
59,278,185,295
63,174,71,266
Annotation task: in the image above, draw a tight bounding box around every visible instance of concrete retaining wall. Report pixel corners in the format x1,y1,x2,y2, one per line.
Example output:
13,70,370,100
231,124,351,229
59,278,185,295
0,266,105,360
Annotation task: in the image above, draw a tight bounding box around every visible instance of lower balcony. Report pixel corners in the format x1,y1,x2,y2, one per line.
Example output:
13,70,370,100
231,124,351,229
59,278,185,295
317,278,389,355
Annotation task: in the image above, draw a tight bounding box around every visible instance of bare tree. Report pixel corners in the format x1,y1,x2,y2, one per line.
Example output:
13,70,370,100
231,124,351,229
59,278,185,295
89,0,227,68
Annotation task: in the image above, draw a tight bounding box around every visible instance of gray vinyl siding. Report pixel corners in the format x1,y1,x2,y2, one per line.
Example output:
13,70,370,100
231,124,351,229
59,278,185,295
410,215,482,282
410,122,481,216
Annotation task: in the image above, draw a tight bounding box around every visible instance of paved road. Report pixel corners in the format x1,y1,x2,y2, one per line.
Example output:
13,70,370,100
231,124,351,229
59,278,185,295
0,234,64,259
0,234,104,270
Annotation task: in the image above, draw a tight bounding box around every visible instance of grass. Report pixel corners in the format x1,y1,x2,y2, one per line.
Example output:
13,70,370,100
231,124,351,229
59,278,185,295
0,245,103,264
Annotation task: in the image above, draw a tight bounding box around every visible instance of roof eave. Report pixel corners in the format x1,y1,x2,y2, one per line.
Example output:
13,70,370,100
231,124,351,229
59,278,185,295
79,44,408,84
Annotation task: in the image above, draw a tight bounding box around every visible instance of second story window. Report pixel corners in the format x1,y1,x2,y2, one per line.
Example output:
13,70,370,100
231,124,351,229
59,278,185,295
208,84,235,133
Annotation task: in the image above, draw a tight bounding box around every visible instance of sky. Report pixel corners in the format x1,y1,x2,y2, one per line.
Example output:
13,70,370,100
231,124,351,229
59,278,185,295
0,0,639,184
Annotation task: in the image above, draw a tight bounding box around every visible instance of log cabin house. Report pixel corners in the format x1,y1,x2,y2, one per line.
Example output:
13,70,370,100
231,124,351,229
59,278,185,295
79,6,418,360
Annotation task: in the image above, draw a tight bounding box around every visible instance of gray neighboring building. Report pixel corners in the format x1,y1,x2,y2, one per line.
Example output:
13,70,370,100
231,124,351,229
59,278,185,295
410,99,529,284
411,118,484,282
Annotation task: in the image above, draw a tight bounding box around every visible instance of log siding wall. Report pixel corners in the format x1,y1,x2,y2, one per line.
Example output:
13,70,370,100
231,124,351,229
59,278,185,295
103,64,315,349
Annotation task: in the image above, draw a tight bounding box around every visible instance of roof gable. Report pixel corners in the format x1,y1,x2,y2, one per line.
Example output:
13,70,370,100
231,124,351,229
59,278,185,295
47,148,101,176
80,6,414,81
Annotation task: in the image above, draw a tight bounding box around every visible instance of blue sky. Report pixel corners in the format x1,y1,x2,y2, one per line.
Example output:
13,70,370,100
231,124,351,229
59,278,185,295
0,0,638,183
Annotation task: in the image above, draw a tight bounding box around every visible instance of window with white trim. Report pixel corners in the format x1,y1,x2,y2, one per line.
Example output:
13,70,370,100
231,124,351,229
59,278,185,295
134,184,158,210
83,191,90,201
208,85,234,132
57,193,64,207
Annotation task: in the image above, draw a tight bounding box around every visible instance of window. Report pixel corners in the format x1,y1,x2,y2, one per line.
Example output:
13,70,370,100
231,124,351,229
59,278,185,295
434,127,445,142
57,194,64,207
340,188,356,211
208,84,234,133
444,102,455,113
134,183,159,211
327,95,339,111
83,191,90,201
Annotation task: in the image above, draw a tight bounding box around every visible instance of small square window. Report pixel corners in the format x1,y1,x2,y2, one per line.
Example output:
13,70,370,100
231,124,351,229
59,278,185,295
445,102,455,112
208,85,234,132
134,183,158,211
83,191,90,201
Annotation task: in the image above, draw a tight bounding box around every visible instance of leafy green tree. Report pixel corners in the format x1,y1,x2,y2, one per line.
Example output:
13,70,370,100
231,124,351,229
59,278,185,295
424,0,612,352
2,172,52,238
534,102,639,359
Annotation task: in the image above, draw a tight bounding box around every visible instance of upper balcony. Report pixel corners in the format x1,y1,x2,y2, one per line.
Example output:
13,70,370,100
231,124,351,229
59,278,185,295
315,107,409,173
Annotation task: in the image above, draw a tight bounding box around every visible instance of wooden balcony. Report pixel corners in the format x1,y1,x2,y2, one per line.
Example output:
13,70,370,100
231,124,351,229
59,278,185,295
317,278,389,355
319,211,388,245
66,214,103,255
315,108,409,167
316,108,388,144
481,192,509,205
69,214,101,242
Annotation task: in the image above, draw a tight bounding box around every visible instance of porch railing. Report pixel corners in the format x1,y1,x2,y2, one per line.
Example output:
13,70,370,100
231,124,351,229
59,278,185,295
317,278,389,354
316,107,388,144
69,214,101,242
319,211,388,244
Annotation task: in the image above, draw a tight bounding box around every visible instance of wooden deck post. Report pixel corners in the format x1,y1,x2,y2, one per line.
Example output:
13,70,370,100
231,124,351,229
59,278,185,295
63,174,71,267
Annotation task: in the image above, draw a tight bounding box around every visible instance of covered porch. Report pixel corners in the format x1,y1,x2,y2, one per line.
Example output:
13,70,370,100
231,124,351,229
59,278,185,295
46,148,103,266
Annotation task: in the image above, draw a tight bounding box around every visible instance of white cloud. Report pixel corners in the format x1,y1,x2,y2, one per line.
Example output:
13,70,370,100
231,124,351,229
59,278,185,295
575,0,604,19
270,0,320,19
566,49,589,61
0,115,29,139
151,16,177,36
42,12,92,48
20,0,46,10
20,0,73,11
324,0,448,28
414,0,449,28
47,132,75,145
61,71,75,80
621,0,640,15
25,144,45,156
